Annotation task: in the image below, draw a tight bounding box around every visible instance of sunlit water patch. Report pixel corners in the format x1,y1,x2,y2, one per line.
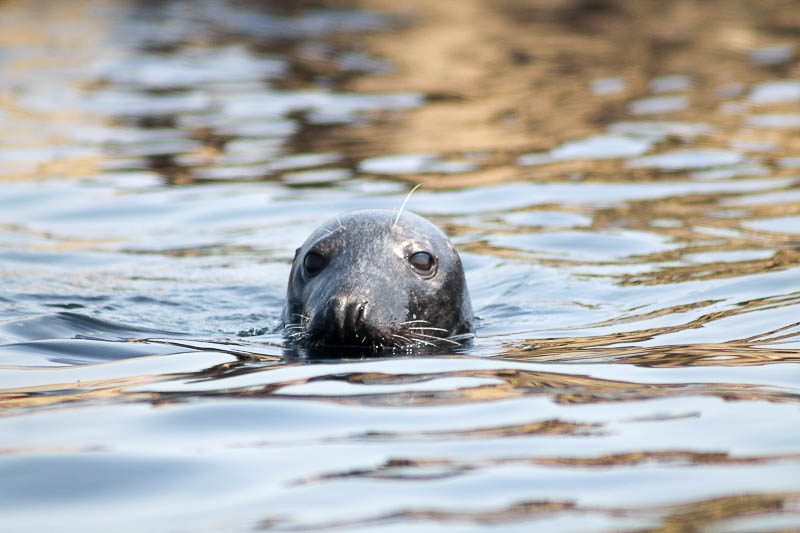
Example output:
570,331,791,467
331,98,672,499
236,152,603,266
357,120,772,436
628,95,689,115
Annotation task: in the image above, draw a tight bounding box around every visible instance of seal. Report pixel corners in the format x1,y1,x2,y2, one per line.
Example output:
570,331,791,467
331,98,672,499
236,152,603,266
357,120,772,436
281,209,474,354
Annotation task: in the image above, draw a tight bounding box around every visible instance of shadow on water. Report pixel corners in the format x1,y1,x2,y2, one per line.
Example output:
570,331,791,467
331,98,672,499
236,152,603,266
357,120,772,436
1,0,800,531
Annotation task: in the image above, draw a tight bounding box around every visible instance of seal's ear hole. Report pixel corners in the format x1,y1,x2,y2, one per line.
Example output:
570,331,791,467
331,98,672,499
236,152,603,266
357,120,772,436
304,252,326,277
409,251,436,276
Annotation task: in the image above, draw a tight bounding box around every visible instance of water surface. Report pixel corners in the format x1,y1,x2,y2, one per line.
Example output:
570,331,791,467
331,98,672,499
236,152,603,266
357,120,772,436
1,0,800,531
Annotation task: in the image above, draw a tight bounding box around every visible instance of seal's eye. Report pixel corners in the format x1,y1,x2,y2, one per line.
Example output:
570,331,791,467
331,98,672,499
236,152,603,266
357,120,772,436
303,252,326,278
409,251,436,276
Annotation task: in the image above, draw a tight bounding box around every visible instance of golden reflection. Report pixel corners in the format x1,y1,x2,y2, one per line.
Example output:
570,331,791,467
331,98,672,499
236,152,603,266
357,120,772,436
296,452,800,485
503,339,800,367
654,492,800,533
0,374,163,413
459,193,800,288
502,290,800,365
257,490,800,531
4,355,798,419
342,0,799,189
0,1,108,181
0,354,279,414
356,418,604,440
256,500,579,530
283,455,800,530
263,366,800,408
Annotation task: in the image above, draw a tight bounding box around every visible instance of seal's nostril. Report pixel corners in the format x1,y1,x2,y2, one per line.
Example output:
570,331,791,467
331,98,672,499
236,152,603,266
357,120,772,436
324,296,359,341
328,296,347,340
356,301,368,327
324,297,371,344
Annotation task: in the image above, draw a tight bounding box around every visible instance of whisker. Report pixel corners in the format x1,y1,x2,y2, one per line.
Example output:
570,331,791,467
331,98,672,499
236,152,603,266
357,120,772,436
398,334,436,347
393,184,422,226
401,319,431,325
393,333,438,347
409,332,461,346
391,334,414,345
407,326,448,333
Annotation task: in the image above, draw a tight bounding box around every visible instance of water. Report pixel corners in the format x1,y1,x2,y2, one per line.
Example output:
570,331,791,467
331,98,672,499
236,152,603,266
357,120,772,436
1,0,799,531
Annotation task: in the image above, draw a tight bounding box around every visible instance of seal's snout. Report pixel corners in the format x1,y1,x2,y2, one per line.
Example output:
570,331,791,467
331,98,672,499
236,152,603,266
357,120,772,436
309,294,372,346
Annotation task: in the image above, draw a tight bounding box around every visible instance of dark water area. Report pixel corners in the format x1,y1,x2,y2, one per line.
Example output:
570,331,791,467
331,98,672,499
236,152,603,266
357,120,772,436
1,0,800,531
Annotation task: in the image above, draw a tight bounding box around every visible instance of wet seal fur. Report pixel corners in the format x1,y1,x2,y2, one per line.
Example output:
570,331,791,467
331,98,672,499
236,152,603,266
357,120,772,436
281,209,474,355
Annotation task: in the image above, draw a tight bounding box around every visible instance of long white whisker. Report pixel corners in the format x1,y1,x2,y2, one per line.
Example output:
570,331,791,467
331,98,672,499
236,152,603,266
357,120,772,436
391,334,414,344
393,183,422,226
410,332,461,346
405,335,436,347
408,326,449,333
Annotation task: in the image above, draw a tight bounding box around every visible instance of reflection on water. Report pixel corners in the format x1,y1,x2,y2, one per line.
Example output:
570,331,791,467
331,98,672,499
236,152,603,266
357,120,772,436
1,0,799,531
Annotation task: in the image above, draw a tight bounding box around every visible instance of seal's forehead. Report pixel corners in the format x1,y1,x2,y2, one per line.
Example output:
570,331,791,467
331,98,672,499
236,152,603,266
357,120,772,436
308,209,447,246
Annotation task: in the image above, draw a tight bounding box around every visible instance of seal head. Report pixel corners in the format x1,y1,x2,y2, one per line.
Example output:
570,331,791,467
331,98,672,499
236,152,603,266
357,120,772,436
281,209,474,354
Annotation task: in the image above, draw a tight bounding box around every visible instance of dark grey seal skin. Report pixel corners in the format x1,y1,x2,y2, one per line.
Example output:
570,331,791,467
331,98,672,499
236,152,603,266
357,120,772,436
281,209,474,355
